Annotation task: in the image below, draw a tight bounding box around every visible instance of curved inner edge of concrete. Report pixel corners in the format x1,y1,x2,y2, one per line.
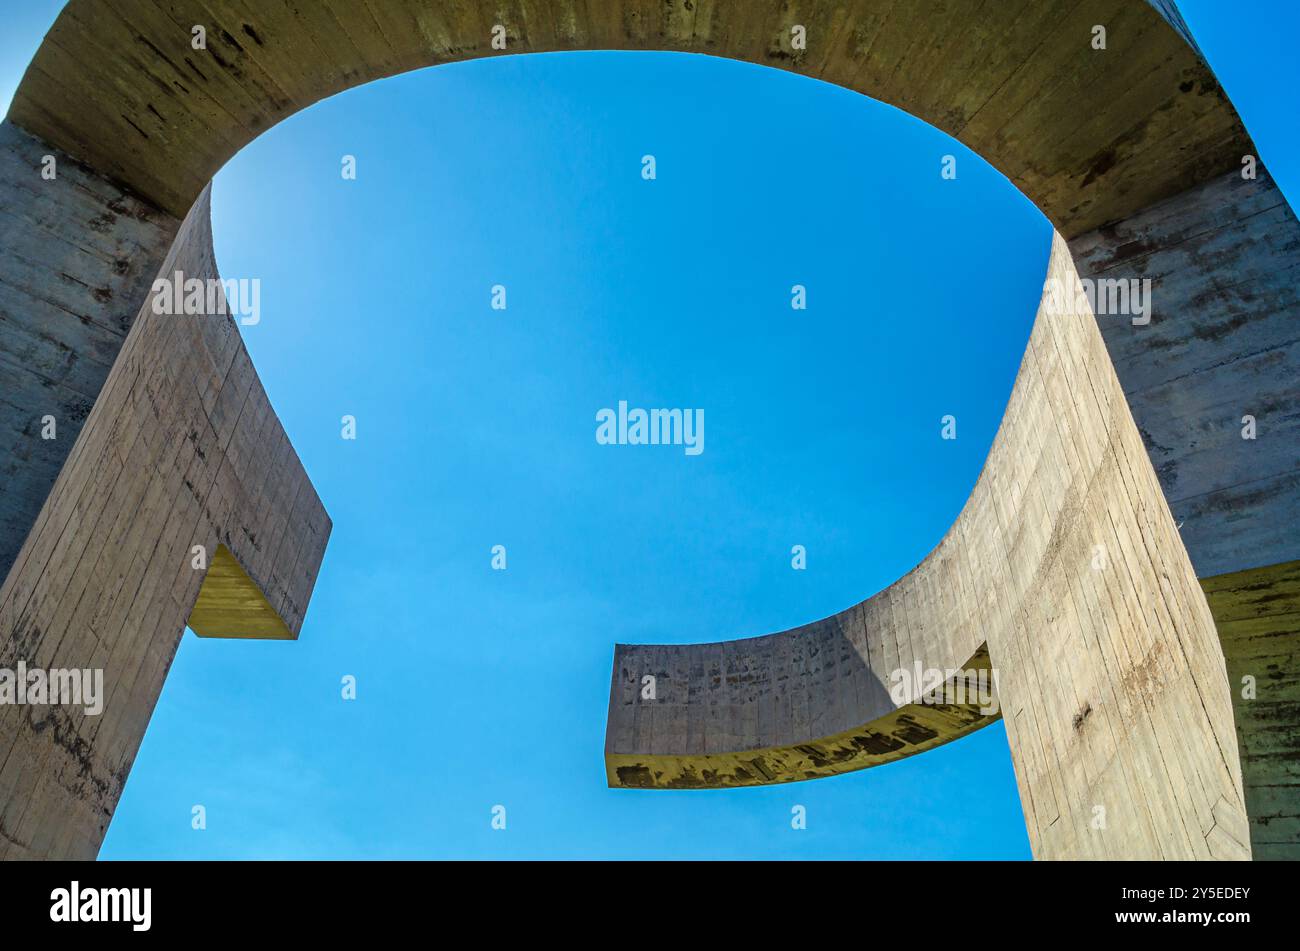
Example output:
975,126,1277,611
1,1,1296,860
189,544,294,640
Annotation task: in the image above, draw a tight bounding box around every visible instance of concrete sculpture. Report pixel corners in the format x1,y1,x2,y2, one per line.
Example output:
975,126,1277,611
1,1,1294,860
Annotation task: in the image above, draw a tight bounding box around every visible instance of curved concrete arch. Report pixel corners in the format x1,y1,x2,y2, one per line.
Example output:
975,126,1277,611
1,1,1295,859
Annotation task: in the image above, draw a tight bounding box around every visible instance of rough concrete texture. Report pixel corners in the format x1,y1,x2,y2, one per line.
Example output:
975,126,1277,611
0,1,1294,859
0,188,329,860
1069,169,1300,580
611,235,1250,860
608,640,999,788
0,120,180,580
4,1,1251,234
1068,167,1300,855
1202,559,1300,859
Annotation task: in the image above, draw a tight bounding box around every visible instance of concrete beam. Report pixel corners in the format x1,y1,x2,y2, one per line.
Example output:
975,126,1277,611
608,235,1251,859
0,0,1292,859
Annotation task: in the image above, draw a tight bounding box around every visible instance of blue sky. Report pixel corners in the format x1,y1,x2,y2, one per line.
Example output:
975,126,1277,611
3,2,1297,859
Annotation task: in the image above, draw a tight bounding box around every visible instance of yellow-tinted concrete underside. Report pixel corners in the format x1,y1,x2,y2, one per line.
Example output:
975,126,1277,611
188,544,293,639
1202,558,1300,859
607,648,998,789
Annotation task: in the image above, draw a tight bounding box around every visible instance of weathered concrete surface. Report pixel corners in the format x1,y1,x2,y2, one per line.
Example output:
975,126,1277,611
0,120,180,580
0,0,1293,859
610,235,1250,860
1068,167,1300,854
1069,169,1300,580
1202,559,1300,859
5,1,1250,236
188,544,295,639
0,188,329,860
608,632,998,788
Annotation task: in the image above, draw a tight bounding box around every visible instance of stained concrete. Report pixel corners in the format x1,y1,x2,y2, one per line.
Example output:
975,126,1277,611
1069,169,1300,580
0,0,1294,859
0,120,180,580
1202,559,1300,859
610,235,1251,860
1068,167,1300,856
0,187,329,860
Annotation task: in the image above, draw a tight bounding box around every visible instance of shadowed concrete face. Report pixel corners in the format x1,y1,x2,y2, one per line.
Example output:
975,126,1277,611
1201,560,1300,858
0,121,181,581
609,236,1251,860
0,0,1294,859
0,186,329,860
608,640,999,789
